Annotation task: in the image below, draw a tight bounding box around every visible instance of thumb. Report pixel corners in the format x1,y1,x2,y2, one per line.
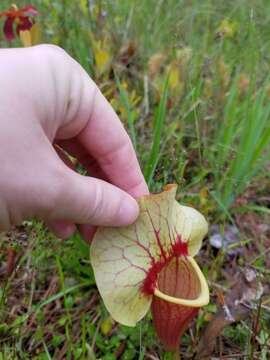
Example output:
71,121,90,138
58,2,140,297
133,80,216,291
48,167,140,227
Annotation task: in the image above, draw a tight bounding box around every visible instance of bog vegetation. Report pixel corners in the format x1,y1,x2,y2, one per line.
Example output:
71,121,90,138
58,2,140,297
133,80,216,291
0,0,269,359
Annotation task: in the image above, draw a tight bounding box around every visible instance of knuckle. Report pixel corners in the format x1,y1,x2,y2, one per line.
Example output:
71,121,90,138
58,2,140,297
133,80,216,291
87,181,104,222
89,182,122,225
34,44,68,57
100,139,133,168
80,181,119,225
32,44,72,72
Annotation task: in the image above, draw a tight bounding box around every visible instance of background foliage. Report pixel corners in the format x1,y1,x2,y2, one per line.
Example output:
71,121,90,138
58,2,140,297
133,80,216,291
0,0,270,359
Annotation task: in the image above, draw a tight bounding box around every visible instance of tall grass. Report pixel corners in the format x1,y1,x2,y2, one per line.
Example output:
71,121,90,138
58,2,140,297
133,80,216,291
116,77,137,152
1,0,270,357
209,78,270,209
144,77,169,188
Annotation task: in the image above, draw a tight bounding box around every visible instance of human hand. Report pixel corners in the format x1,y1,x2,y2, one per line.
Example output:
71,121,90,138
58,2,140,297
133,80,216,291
0,45,149,241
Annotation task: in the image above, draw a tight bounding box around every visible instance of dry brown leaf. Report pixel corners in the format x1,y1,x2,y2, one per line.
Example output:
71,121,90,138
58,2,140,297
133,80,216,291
148,52,166,78
195,267,267,359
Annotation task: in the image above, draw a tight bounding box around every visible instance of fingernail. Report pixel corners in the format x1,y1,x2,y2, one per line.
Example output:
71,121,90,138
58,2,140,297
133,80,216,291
60,223,77,239
118,197,139,225
48,221,76,239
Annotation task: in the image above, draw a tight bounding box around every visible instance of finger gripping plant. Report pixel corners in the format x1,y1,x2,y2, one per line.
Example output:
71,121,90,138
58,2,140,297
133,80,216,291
91,184,209,353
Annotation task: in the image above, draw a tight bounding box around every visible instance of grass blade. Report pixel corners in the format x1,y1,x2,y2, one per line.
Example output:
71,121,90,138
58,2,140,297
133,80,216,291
144,76,169,187
116,76,137,151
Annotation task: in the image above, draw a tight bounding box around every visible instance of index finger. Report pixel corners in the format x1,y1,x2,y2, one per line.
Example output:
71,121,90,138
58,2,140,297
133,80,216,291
77,86,149,198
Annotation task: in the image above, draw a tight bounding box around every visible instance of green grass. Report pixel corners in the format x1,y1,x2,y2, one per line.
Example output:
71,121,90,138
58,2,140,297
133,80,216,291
208,76,270,209
144,76,169,187
0,0,270,358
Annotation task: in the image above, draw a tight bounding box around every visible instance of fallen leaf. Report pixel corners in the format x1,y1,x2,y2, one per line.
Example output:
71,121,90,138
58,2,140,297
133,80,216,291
148,52,166,78
195,267,267,359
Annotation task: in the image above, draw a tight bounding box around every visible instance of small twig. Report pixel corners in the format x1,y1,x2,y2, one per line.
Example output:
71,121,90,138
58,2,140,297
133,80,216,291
251,296,262,356
91,317,101,351
27,269,36,314
6,247,16,276
221,352,261,358
240,320,263,346
145,354,160,360
123,3,134,42
144,74,149,116
219,336,223,359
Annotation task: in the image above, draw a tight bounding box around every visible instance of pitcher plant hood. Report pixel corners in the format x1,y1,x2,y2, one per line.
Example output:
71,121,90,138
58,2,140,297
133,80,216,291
90,184,209,349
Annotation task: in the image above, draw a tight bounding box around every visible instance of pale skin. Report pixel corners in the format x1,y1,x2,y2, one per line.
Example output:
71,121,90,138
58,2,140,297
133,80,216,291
0,44,149,241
